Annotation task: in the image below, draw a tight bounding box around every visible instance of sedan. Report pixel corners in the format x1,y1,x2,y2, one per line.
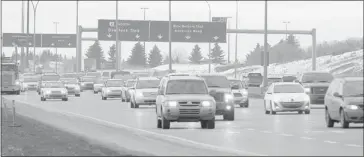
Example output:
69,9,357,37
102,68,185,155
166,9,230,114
264,82,311,115
40,82,68,101
101,79,124,100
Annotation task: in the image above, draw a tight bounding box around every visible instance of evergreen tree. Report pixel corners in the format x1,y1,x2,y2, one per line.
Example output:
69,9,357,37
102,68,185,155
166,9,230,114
127,42,146,66
108,44,117,68
209,43,225,64
85,40,105,69
148,45,163,68
189,44,203,64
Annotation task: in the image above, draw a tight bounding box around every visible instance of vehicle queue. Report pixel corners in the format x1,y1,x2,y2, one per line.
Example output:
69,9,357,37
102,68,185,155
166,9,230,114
17,70,363,130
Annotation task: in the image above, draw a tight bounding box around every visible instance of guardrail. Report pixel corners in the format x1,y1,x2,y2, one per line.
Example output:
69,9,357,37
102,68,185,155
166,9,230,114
1,97,21,127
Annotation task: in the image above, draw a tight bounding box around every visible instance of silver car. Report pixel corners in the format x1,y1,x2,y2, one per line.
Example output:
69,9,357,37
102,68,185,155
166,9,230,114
40,81,68,101
61,78,81,97
101,79,124,100
228,78,249,108
130,77,160,108
94,78,106,94
21,77,40,92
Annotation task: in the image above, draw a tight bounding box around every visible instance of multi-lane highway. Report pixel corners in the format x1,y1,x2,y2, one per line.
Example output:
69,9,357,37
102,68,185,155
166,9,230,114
3,91,363,156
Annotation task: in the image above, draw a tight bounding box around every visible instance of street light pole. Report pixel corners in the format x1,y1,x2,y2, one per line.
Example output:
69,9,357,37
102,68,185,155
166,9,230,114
31,0,39,72
76,0,79,72
225,17,232,64
283,21,290,40
205,1,211,73
263,0,268,88
116,1,119,71
168,0,172,72
234,0,238,78
53,21,59,73
141,7,149,67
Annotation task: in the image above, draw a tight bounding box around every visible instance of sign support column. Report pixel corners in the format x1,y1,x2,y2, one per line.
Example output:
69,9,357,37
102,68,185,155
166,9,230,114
168,1,172,72
115,1,120,71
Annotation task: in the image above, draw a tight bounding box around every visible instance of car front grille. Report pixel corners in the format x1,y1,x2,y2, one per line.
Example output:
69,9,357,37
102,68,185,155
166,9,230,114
311,87,328,94
178,101,200,107
111,90,121,93
51,91,62,94
233,93,242,97
280,102,305,108
210,92,225,102
179,108,200,115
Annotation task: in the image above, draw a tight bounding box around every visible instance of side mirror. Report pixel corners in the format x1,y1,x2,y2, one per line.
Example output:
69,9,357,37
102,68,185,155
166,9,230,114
333,92,342,98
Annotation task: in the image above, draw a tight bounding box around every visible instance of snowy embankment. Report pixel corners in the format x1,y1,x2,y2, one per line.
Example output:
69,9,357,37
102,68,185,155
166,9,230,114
152,49,363,77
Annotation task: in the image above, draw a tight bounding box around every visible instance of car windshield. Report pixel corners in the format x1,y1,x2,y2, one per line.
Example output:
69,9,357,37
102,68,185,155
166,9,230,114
126,81,136,87
87,72,101,77
301,73,333,83
229,80,245,89
44,82,64,88
82,77,96,82
343,81,363,97
106,80,123,87
136,80,160,89
274,84,304,93
23,77,39,82
166,80,208,95
282,76,297,82
201,76,230,88
62,79,78,84
42,75,60,81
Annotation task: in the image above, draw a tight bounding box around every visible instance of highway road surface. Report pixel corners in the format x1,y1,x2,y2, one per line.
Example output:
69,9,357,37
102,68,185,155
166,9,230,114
3,91,363,156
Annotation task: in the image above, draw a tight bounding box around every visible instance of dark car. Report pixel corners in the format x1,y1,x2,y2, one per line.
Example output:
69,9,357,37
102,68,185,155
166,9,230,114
282,75,297,82
324,77,363,128
79,76,97,91
297,71,334,104
195,74,235,121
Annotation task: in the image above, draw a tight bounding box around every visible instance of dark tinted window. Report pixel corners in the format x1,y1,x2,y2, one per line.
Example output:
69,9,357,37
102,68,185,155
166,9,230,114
343,81,363,97
166,80,208,95
126,81,136,87
301,73,334,83
282,76,297,82
136,80,160,89
274,84,304,93
201,76,230,88
62,79,78,84
87,72,101,77
44,82,64,88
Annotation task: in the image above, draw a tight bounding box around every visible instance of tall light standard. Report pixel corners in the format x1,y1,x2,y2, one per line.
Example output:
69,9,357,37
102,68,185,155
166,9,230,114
168,1,172,72
263,0,268,88
76,0,79,72
141,7,149,67
225,17,232,64
115,1,119,71
205,1,211,73
31,0,39,72
234,0,239,78
283,21,290,39
53,21,59,73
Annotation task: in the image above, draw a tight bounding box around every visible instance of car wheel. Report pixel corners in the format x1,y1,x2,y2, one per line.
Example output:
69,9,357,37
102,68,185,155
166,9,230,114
200,120,207,129
62,98,68,101
157,118,162,128
94,91,97,94
161,110,170,129
134,102,139,108
40,97,44,101
305,110,310,114
325,109,334,128
340,109,349,128
130,101,134,108
298,111,303,114
206,118,215,129
270,102,276,115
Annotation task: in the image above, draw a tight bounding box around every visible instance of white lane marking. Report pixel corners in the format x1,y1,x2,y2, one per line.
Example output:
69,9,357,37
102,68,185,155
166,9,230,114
279,133,294,137
324,140,338,144
12,99,266,156
345,144,363,148
226,131,240,134
247,128,255,131
300,137,314,140
260,130,272,134
329,130,345,134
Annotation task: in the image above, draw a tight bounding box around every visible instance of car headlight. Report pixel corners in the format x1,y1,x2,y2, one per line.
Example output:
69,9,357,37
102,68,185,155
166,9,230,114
303,95,310,102
15,81,20,85
45,91,51,94
201,101,212,107
225,94,233,102
347,105,359,110
106,89,111,92
241,89,248,96
75,86,80,90
304,87,310,93
61,90,67,94
136,91,143,97
166,101,177,107
273,97,281,102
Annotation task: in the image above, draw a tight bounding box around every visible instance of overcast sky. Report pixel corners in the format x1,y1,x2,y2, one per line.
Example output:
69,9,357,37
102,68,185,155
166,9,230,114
2,1,363,62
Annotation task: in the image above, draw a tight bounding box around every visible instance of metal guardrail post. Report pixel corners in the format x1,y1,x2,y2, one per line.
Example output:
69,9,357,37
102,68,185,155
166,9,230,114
9,100,21,127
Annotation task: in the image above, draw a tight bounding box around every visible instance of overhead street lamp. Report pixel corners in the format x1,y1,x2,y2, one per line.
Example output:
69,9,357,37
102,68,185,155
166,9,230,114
283,21,290,39
53,21,59,73
31,0,39,72
205,1,211,73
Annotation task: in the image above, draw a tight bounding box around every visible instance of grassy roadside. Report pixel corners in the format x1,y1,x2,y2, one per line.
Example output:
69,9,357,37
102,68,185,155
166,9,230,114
1,109,132,156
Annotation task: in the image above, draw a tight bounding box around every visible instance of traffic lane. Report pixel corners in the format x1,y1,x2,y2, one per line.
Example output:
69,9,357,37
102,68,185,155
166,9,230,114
7,93,363,156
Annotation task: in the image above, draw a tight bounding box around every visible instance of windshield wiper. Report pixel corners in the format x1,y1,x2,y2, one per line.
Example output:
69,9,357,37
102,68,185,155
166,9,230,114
318,81,329,83
208,85,221,88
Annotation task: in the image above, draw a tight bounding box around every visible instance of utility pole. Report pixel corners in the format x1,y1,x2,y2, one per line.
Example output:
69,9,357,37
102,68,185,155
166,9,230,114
21,1,25,72
76,0,79,72
141,7,149,68
234,0,238,78
205,1,211,73
26,1,30,71
53,21,59,73
115,1,119,71
283,21,290,40
225,17,232,64
0,0,2,60
263,0,268,88
31,0,39,72
168,0,172,72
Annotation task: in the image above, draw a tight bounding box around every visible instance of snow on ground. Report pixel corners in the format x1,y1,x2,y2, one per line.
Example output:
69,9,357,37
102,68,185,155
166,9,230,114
152,49,363,77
